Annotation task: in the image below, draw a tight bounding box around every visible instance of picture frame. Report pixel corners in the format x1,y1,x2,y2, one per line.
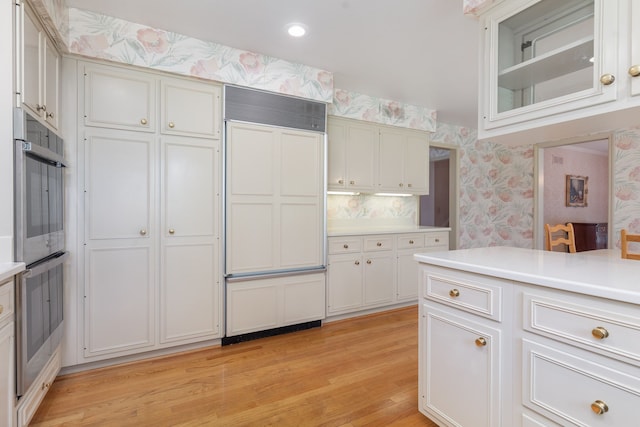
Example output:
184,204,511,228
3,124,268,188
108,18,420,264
566,175,588,207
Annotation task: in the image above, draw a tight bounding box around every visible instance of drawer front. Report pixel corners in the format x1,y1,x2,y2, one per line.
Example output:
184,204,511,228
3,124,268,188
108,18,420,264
425,232,448,248
363,236,393,252
523,291,640,365
397,234,425,250
424,269,502,321
328,237,362,254
523,339,640,427
0,279,14,326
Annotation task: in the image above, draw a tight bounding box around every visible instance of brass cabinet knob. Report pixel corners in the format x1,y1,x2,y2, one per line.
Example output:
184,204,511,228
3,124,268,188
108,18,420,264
475,337,487,347
376,242,382,247
435,238,440,243
409,240,414,244
338,179,344,184
37,104,46,112
591,400,609,415
366,259,372,264
600,74,615,85
343,244,349,249
139,229,147,236
629,65,640,77
46,112,54,119
592,326,609,340
140,118,148,125
449,289,460,298
408,183,412,188
349,180,355,185
354,260,360,265
169,229,175,235
399,183,404,187
168,121,175,128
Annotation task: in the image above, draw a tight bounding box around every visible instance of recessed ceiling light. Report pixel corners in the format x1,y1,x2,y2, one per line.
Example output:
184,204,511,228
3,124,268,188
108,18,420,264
287,23,307,37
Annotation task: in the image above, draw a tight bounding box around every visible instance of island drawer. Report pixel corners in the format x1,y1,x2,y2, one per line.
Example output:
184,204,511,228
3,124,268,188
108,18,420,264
363,236,393,252
423,267,502,321
397,234,425,250
328,237,362,254
424,231,448,248
523,290,640,366
523,339,640,427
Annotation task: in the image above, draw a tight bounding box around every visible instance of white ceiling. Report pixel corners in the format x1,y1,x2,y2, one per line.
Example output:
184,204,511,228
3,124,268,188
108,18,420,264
66,0,481,129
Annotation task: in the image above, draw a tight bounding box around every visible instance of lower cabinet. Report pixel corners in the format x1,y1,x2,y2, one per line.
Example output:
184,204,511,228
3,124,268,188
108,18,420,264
328,230,450,317
16,348,60,427
0,277,15,427
225,272,326,337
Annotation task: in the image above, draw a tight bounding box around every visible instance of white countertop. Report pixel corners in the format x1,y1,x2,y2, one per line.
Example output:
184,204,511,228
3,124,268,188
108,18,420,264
414,247,640,304
328,226,450,237
0,261,25,284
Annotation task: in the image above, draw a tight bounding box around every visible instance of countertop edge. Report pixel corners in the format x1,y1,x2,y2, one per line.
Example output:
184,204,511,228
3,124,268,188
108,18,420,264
0,262,26,284
328,226,451,237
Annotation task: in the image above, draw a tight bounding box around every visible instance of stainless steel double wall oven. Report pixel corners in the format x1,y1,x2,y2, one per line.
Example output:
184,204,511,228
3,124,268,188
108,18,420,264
14,108,67,397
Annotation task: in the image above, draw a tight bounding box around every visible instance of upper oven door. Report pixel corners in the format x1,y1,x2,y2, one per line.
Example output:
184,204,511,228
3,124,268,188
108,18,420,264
14,110,66,265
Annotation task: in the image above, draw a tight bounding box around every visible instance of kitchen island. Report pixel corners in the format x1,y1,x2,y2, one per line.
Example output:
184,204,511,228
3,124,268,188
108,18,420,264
415,247,640,427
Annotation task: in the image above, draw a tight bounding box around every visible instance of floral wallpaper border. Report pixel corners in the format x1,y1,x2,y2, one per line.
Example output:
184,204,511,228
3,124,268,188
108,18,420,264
463,0,496,15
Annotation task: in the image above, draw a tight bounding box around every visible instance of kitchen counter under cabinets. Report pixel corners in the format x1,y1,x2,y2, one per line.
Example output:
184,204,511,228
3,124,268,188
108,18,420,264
416,247,640,427
327,227,449,319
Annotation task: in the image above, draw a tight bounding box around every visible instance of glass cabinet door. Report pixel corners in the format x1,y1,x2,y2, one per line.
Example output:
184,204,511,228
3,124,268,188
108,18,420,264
483,0,618,128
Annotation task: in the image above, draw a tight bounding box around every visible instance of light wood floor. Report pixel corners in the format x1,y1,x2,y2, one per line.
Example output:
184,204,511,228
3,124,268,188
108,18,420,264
31,306,438,426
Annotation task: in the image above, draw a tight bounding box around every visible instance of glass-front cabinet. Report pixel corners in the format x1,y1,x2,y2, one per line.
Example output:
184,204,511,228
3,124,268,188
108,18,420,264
479,0,619,134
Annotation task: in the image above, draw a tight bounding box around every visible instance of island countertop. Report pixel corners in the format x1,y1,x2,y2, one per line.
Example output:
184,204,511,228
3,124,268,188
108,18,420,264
414,246,640,304
0,261,25,284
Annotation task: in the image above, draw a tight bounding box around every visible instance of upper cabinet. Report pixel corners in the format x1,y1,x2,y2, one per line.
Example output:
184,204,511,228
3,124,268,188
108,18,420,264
17,0,60,130
478,0,640,144
328,116,430,195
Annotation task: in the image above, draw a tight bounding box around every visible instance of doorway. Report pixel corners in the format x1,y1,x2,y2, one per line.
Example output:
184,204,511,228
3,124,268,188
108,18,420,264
419,144,459,249
535,134,613,250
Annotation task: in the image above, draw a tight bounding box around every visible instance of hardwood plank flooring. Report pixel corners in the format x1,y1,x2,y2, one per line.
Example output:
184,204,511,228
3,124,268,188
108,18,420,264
30,306,438,426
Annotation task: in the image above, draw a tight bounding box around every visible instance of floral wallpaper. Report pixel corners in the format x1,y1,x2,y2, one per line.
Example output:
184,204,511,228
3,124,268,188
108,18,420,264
327,195,418,226
66,8,334,103
330,89,436,132
612,127,640,248
463,0,496,15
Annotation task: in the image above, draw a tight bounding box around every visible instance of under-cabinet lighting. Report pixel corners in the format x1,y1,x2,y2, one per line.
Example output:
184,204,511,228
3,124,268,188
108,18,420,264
327,191,360,196
373,193,413,197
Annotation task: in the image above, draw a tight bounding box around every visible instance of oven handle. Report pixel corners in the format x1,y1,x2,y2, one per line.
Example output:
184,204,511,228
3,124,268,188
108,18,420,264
21,141,67,168
23,252,69,278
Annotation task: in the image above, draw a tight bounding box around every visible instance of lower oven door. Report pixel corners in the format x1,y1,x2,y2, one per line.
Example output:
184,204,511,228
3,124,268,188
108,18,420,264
16,251,68,397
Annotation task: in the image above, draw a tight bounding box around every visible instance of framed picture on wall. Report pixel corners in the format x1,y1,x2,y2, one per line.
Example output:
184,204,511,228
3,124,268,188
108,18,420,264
566,175,588,207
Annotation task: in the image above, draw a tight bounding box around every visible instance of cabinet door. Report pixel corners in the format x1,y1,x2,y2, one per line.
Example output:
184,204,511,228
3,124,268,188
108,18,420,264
161,78,221,138
404,133,429,194
160,136,220,343
84,64,156,132
21,2,42,117
345,122,377,191
327,255,363,314
85,130,154,240
481,0,618,130
397,251,420,301
378,129,405,192
631,1,640,98
0,321,14,427
84,246,155,357
363,252,395,306
327,118,347,189
43,37,59,129
421,303,501,427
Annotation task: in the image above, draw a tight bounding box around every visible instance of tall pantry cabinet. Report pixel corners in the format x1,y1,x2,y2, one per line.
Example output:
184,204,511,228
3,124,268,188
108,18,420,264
79,61,223,361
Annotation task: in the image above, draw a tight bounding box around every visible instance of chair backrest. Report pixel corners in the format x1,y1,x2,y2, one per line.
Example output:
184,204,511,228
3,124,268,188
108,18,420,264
621,229,640,260
545,223,576,253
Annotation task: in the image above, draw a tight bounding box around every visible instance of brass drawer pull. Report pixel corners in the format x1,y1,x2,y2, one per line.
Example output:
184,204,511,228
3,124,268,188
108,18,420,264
376,242,382,247
591,400,608,415
343,244,349,249
475,337,487,347
354,260,360,266
591,326,609,340
449,289,460,298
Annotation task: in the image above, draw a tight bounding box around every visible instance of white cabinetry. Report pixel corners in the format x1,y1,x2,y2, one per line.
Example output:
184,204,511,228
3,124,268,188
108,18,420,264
0,278,15,427
17,0,60,129
328,230,449,317
378,126,429,194
327,117,377,192
419,266,509,427
478,0,640,144
328,116,430,195
80,61,222,361
518,285,640,426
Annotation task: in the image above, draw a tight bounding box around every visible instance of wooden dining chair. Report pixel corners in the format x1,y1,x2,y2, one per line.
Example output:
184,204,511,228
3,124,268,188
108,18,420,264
545,223,577,253
621,229,640,260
